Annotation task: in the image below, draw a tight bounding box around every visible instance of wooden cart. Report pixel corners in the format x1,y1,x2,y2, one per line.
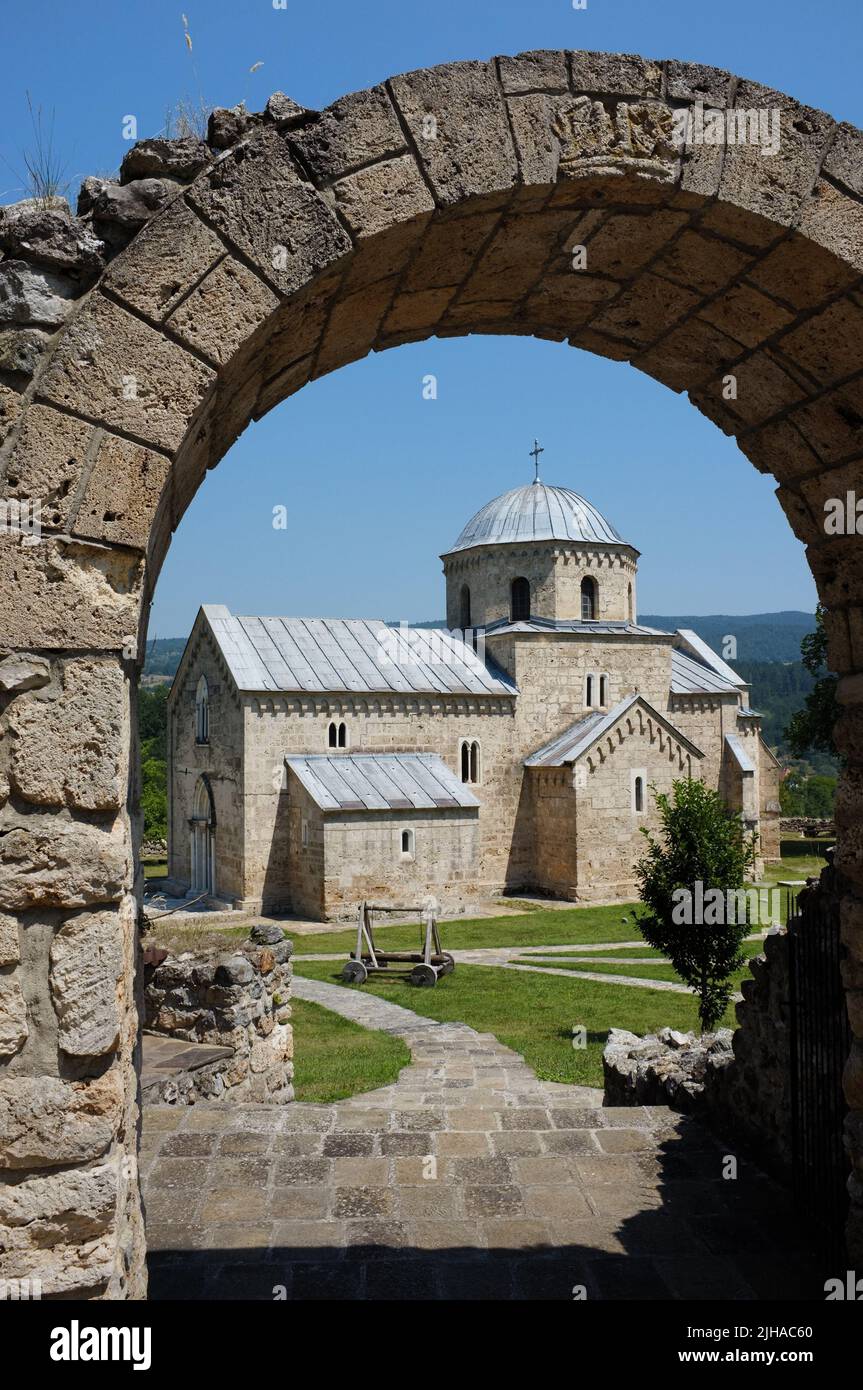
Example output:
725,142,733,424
341,899,455,987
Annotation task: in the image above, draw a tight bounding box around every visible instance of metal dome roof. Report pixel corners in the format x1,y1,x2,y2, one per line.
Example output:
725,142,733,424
445,481,629,554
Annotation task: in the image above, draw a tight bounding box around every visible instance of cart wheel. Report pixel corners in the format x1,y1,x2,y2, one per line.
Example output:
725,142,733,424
410,964,437,988
438,953,455,977
342,960,368,984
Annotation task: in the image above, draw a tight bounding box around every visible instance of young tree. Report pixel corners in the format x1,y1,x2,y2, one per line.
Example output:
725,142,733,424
633,778,757,1033
784,605,839,761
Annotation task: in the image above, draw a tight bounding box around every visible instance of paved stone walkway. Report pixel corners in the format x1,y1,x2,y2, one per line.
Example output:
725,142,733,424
143,978,819,1300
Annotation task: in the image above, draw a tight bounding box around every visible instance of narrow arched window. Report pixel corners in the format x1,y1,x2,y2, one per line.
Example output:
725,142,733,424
585,674,594,708
470,741,480,784
338,722,347,748
511,576,530,622
461,740,470,783
195,675,209,744
400,828,415,858
600,675,608,707
459,584,471,631
328,721,337,748
628,582,633,622
581,577,597,621
634,776,645,813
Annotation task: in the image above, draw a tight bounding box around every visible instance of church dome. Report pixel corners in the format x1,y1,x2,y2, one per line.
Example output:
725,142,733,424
446,481,628,554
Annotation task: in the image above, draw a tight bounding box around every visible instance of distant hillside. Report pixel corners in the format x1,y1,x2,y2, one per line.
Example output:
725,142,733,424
639,611,816,664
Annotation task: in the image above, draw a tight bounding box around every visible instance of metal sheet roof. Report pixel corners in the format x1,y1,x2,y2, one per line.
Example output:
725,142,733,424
284,753,481,812
444,482,633,554
525,694,704,767
675,629,746,688
671,647,741,696
485,617,668,638
725,733,756,775
202,606,516,697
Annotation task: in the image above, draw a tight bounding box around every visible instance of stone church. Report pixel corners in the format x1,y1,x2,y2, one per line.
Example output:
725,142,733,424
166,470,780,919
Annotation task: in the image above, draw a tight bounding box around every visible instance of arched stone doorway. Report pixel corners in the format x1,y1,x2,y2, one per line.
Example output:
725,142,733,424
189,776,215,899
1,50,862,1299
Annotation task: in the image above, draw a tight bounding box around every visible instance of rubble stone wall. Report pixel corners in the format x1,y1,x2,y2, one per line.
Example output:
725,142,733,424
143,929,294,1104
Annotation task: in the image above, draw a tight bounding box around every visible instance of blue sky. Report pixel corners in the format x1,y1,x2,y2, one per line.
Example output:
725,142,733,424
3,0,859,634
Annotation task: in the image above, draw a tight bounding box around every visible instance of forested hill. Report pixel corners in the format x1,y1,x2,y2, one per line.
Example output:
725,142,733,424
638,612,815,663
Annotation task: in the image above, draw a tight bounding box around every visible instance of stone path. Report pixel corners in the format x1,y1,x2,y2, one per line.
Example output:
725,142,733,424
143,979,819,1301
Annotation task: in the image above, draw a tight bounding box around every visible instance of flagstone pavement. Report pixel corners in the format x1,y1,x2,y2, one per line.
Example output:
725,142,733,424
143,978,820,1301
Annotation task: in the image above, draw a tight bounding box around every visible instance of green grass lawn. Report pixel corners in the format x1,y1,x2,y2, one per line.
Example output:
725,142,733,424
143,860,168,879
292,903,646,957
290,996,410,1103
510,955,756,993
292,959,735,1087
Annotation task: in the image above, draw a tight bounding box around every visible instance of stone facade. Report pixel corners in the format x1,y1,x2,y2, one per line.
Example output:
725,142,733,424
142,929,294,1104
0,50,861,1297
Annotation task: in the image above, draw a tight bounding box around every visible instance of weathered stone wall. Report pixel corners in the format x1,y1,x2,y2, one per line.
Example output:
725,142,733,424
0,49,861,1299
0,655,143,1299
241,688,516,910
320,807,481,920
443,540,638,627
143,928,294,1103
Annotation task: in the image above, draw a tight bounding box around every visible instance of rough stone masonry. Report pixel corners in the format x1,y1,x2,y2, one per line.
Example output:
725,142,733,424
2,50,863,1296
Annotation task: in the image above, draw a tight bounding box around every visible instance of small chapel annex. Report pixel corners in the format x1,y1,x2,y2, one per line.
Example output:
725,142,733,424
166,466,780,919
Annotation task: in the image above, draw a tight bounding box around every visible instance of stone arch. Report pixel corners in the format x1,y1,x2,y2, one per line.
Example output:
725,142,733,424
2,49,863,1298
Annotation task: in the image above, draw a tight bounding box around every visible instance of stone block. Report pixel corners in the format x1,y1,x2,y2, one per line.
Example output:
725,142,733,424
748,229,859,310
50,908,126,1055
0,654,50,693
0,1158,118,1248
718,84,834,229
187,126,351,297
38,292,215,453
0,534,143,651
775,296,863,387
72,430,170,551
497,50,568,95
0,260,77,328
822,122,863,198
590,273,700,347
0,382,25,445
506,93,563,185
120,137,210,184
6,657,128,813
0,969,28,1056
0,325,52,376
0,1070,123,1168
0,815,129,910
166,257,279,367
2,402,94,532
389,62,518,206
700,283,795,349
0,913,19,965
664,60,734,106
568,50,662,98
101,198,224,321
288,86,405,183
331,155,435,240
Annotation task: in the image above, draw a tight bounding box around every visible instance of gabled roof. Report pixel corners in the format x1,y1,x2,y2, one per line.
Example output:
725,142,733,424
671,647,741,696
673,629,746,691
201,606,516,698
284,753,480,812
524,693,704,768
